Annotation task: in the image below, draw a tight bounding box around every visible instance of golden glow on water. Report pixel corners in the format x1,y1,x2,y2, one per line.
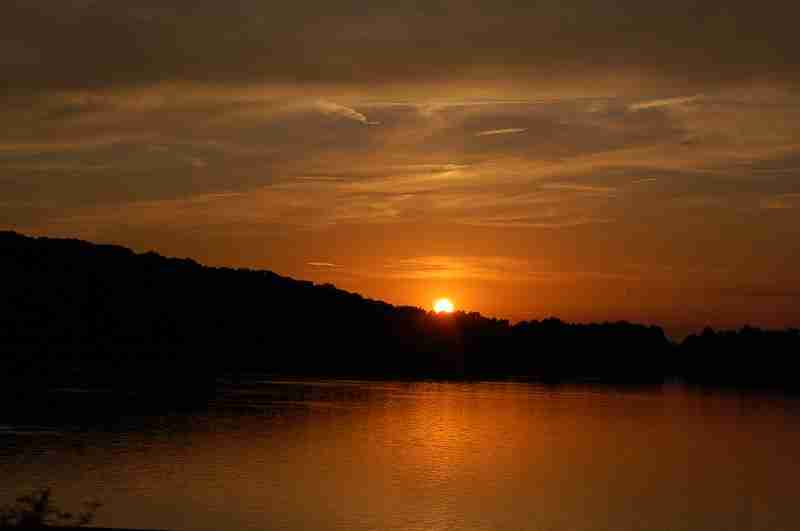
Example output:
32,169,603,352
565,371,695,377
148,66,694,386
2,382,800,531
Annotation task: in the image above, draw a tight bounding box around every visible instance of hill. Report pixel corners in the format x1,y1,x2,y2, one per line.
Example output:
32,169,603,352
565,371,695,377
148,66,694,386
1,231,797,390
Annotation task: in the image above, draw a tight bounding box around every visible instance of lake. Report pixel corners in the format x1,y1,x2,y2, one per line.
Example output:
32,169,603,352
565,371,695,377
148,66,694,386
2,380,799,531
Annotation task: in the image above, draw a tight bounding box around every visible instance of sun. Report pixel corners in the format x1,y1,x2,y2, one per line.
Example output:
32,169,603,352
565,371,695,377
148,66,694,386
433,298,455,314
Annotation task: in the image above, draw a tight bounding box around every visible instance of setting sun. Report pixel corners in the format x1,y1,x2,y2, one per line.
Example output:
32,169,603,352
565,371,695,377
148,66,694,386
433,298,455,314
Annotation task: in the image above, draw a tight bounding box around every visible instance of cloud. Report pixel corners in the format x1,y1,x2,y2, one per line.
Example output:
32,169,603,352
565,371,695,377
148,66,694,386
315,101,380,125
540,182,617,195
6,89,799,239
475,128,527,137
20,170,618,238
0,135,145,154
760,193,800,210
457,215,612,229
381,256,546,281
628,95,701,111
4,0,799,98
307,262,342,268
377,255,634,282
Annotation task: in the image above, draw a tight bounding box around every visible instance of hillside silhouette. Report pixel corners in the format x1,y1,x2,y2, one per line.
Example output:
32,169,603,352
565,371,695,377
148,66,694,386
1,231,798,391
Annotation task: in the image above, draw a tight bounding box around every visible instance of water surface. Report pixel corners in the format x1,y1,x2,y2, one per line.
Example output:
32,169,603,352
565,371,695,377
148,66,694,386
2,380,799,531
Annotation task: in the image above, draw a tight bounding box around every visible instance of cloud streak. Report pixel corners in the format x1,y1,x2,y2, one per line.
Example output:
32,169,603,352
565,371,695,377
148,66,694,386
375,256,636,282
629,95,701,111
475,128,527,137
315,101,380,125
307,261,342,268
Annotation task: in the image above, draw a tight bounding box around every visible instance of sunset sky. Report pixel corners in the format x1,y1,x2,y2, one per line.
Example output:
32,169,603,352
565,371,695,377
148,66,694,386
2,0,799,336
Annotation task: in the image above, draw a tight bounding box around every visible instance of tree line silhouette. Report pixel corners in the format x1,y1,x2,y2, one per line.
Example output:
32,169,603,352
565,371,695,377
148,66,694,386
1,231,798,391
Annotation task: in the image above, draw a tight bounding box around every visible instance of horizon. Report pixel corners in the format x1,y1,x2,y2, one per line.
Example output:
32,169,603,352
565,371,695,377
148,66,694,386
6,229,797,342
2,1,799,338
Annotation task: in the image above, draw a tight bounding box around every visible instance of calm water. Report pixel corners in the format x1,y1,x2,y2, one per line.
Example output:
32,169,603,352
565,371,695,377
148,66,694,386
2,380,800,531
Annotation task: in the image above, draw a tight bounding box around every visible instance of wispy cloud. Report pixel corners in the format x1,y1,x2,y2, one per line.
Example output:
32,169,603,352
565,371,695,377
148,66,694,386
629,95,701,111
307,262,342,268
0,135,147,154
25,175,617,239
457,215,612,229
315,101,380,125
540,182,617,195
475,128,527,137
378,255,634,282
382,256,546,281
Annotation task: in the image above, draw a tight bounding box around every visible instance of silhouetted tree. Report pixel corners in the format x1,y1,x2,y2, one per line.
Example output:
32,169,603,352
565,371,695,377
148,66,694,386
1,231,797,391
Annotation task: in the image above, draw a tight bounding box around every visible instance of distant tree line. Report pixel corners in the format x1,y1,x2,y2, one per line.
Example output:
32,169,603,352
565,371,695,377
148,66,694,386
1,231,798,392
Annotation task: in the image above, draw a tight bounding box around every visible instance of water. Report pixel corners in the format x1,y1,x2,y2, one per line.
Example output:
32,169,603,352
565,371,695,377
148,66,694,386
2,380,799,531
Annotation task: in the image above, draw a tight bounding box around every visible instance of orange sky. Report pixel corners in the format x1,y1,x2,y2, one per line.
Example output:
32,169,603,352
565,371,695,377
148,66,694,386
2,1,799,337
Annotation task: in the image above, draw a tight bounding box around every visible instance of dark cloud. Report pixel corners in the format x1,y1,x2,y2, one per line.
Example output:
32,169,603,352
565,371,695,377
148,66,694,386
2,0,799,92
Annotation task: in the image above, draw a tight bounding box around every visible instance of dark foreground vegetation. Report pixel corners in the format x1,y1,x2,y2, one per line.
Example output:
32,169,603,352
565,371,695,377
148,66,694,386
1,231,798,391
1,488,100,529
